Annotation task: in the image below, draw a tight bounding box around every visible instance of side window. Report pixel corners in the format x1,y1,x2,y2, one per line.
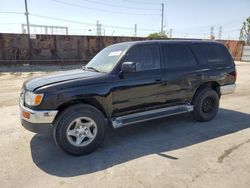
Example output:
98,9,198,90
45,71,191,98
195,44,231,64
125,45,160,71
161,44,197,68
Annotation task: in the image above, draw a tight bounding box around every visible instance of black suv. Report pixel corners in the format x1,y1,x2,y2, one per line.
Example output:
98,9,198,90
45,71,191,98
19,40,236,155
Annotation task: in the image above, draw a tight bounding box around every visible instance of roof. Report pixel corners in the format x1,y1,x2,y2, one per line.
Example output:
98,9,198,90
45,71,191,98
108,40,222,49
111,39,222,48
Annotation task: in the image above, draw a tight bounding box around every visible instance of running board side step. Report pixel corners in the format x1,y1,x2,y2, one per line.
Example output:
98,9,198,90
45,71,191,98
111,105,194,128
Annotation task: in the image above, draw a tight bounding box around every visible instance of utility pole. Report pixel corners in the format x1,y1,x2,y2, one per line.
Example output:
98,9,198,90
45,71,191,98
24,0,32,58
96,20,99,36
161,3,164,34
218,26,222,39
96,20,102,36
134,24,137,37
169,28,173,38
210,26,214,40
24,0,30,37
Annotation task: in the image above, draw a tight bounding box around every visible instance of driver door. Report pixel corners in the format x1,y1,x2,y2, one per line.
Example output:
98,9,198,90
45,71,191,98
111,43,165,117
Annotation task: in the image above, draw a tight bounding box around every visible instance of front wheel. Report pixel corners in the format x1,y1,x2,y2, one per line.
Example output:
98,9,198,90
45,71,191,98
192,88,219,122
53,104,106,156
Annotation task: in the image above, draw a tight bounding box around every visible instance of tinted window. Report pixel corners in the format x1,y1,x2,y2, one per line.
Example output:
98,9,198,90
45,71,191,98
195,43,232,64
161,44,197,68
126,45,160,71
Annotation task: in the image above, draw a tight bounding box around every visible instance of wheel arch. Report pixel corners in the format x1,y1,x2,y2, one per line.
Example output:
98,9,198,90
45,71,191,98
54,98,108,123
192,81,220,104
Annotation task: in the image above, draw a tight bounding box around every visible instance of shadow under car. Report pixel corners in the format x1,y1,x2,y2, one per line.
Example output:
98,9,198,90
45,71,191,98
30,108,250,177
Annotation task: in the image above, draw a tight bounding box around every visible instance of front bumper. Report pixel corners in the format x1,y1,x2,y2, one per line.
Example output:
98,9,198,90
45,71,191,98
19,102,58,133
21,119,53,134
220,84,236,95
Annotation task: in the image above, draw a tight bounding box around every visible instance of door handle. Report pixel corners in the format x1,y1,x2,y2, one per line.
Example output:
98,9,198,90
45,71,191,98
196,73,204,78
155,79,167,85
162,81,168,85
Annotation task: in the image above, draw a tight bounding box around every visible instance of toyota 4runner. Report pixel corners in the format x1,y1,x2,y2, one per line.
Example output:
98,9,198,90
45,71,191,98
19,40,236,155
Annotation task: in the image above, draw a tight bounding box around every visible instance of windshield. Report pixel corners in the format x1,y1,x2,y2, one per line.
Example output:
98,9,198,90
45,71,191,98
85,43,129,73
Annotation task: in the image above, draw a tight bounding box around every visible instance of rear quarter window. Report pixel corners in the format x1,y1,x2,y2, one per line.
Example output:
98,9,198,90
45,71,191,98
195,43,233,65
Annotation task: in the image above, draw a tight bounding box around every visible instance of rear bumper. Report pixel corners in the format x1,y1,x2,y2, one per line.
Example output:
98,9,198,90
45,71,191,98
19,102,58,133
220,84,236,95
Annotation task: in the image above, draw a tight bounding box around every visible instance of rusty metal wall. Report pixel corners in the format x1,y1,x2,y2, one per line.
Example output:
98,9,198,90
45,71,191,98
0,33,145,65
0,33,244,65
217,40,244,61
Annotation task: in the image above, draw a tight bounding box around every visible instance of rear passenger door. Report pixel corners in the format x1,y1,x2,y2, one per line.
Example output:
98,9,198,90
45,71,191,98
160,43,200,105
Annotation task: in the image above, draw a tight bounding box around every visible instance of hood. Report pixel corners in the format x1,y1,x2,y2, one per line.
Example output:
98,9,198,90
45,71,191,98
24,69,102,91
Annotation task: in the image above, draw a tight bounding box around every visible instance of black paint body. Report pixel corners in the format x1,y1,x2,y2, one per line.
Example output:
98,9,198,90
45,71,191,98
23,40,236,119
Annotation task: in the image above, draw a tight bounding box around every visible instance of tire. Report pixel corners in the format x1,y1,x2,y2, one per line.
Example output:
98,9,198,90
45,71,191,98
192,88,219,122
53,104,106,156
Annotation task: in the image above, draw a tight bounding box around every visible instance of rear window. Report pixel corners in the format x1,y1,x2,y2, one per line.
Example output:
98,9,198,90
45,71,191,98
195,43,232,65
161,44,197,68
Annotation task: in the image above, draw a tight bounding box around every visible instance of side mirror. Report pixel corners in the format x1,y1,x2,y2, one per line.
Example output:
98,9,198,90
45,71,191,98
121,62,136,73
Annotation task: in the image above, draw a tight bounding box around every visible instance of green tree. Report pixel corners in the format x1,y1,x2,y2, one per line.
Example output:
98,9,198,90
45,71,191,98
147,32,168,40
239,16,250,43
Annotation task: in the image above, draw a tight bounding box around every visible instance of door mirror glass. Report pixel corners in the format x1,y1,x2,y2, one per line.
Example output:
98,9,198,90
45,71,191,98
121,62,136,73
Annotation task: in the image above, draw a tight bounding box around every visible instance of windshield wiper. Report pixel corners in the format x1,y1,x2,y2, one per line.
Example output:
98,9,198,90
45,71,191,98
84,66,100,72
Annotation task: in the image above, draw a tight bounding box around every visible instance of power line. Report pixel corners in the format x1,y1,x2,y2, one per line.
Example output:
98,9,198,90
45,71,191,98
0,11,240,36
173,28,240,36
30,13,159,32
31,13,95,26
79,0,160,11
171,19,244,31
51,0,160,16
0,22,23,25
122,0,161,5
147,16,161,28
0,11,23,15
173,26,240,34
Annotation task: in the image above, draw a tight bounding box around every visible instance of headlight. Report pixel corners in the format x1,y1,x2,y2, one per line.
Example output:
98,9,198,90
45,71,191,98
25,91,44,106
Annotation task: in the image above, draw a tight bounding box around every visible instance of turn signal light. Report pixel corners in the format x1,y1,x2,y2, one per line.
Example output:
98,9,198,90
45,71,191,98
22,111,30,119
34,95,43,105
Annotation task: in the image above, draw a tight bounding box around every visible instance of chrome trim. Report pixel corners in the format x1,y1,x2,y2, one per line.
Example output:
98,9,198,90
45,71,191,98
20,89,25,106
112,105,193,128
220,84,236,95
19,102,58,124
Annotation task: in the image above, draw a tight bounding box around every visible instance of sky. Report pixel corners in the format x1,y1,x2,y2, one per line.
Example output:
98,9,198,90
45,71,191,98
0,0,249,39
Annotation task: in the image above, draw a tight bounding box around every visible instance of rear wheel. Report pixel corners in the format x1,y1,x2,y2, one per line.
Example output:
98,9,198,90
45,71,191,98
53,104,106,156
192,88,219,122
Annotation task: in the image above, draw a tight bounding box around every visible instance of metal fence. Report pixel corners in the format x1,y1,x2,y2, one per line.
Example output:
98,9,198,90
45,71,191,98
242,45,250,62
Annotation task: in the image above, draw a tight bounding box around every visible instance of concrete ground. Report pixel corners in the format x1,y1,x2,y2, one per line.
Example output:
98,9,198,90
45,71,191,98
0,62,250,188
